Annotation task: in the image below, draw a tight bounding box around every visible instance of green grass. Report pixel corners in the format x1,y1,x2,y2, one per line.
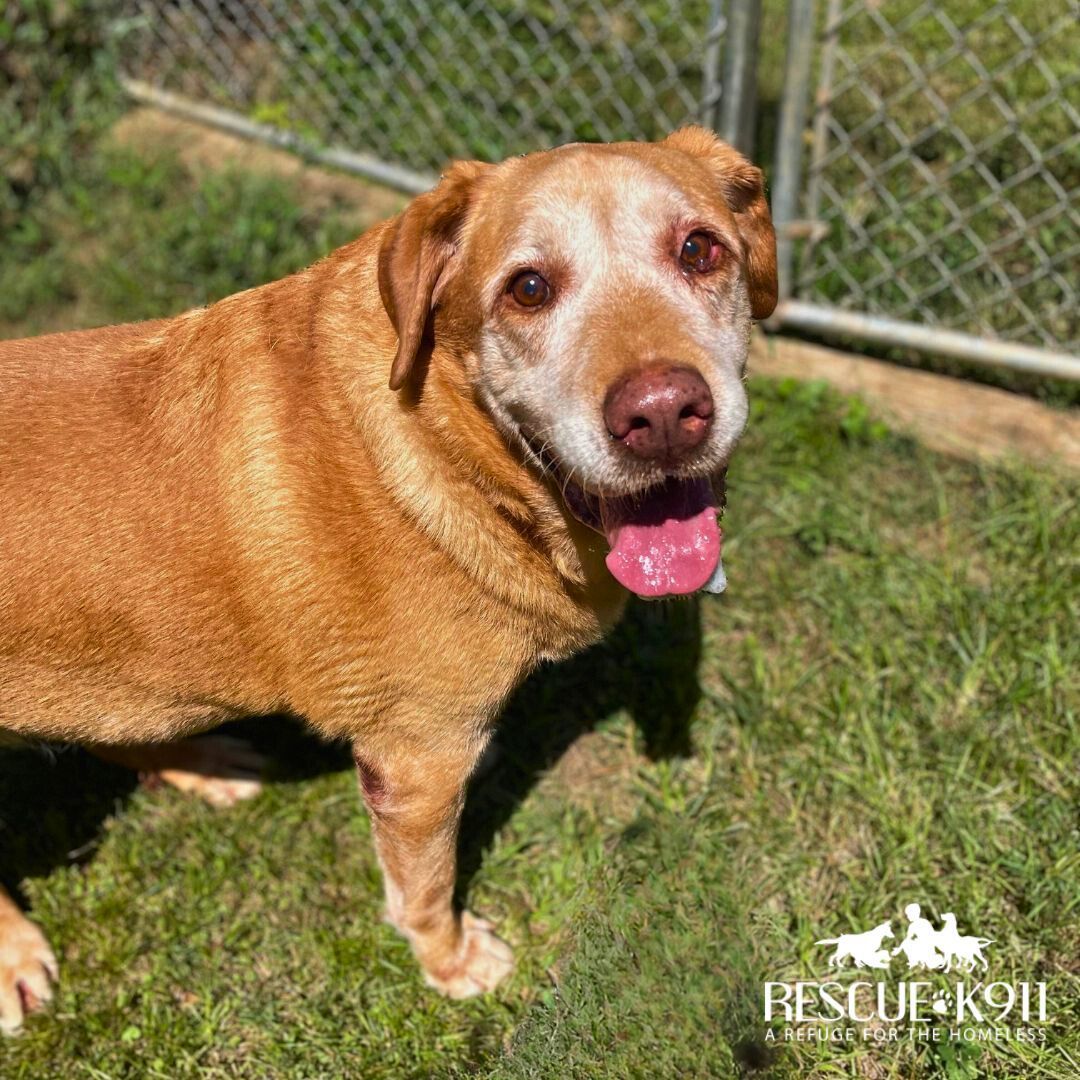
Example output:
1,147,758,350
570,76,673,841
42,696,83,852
0,143,359,338
1,141,1077,1078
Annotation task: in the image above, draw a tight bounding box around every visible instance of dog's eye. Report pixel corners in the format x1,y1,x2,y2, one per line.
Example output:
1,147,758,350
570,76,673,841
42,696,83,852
679,231,719,273
508,271,551,309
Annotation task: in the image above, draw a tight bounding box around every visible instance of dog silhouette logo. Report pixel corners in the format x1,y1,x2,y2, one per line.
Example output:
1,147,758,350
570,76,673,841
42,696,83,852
893,904,993,972
815,921,894,970
816,904,992,973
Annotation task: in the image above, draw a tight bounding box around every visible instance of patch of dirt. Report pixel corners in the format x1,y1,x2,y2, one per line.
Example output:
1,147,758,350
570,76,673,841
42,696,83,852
751,333,1080,471
541,730,640,821
110,107,407,230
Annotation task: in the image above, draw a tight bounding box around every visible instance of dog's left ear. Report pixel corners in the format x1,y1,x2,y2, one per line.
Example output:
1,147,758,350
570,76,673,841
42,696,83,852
378,159,492,391
662,126,778,320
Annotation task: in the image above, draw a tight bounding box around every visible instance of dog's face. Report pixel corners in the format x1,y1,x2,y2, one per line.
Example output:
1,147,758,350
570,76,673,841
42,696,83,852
378,128,777,599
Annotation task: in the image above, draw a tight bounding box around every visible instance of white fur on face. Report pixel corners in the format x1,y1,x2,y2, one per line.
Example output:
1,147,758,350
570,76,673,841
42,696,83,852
470,152,751,497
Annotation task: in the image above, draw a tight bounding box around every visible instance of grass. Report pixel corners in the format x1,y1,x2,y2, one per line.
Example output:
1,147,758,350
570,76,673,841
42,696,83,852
1,140,1077,1079
0,144,360,338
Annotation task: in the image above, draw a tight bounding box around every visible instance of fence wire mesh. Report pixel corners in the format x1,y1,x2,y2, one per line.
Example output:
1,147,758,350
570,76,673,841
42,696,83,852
800,0,1079,355
118,0,1078,366
124,0,723,173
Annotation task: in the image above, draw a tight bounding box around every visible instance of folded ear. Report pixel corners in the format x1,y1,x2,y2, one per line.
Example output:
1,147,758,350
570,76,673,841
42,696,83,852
378,160,492,391
662,126,778,320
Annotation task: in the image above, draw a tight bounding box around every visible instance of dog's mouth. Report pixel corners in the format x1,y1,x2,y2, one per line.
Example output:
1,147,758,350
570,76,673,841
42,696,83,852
526,437,728,600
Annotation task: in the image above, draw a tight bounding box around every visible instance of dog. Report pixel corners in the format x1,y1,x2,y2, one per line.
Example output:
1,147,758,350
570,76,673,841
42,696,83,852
0,126,776,1033
934,913,992,972
815,922,895,970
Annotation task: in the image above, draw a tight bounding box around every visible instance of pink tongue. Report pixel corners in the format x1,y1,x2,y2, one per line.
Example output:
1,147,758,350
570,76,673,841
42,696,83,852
603,478,720,598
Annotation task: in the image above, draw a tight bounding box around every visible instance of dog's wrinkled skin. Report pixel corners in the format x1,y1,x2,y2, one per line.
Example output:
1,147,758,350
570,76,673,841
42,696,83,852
0,127,775,1030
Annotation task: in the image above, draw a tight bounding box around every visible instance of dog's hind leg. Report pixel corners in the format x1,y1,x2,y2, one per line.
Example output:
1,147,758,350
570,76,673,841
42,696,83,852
354,733,513,999
88,734,265,808
0,886,58,1036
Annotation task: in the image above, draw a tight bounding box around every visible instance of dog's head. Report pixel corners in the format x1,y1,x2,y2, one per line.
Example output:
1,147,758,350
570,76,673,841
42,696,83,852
378,127,776,599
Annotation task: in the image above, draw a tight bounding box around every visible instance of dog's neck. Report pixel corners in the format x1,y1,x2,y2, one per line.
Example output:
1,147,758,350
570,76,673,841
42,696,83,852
318,320,622,646
397,345,623,622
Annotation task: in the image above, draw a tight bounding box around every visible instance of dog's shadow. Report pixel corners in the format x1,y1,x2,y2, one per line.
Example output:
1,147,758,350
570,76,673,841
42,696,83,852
0,598,702,907
456,597,701,896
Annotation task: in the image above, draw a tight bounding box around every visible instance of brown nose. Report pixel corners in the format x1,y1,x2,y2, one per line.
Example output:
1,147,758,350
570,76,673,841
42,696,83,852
603,364,714,462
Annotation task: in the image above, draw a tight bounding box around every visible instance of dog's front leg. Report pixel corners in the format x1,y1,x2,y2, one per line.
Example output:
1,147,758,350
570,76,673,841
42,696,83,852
354,738,513,999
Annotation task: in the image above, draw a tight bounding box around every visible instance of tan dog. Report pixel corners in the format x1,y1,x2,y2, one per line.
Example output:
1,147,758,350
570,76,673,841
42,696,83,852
0,127,776,1032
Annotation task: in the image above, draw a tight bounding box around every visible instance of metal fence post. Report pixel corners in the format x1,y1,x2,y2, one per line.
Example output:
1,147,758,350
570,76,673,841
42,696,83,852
770,0,817,308
801,0,841,272
699,0,727,134
718,0,762,154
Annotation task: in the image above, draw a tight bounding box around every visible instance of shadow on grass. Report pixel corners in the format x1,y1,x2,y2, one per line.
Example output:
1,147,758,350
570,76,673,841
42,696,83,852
457,596,701,900
0,715,351,903
0,597,701,913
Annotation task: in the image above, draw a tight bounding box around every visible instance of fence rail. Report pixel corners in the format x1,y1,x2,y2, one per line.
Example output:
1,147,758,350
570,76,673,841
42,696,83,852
120,0,1079,378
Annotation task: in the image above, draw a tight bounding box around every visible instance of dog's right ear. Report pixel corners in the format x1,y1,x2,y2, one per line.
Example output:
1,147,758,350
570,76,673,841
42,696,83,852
378,160,492,391
662,126,777,320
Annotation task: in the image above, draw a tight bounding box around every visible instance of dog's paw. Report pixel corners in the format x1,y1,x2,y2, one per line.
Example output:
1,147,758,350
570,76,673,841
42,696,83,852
0,910,58,1036
156,735,265,808
423,912,514,1000
158,768,263,808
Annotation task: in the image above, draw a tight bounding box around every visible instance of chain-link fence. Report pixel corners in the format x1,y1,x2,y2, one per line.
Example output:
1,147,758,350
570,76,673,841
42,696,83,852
122,0,742,180
786,0,1079,373
118,0,1078,377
